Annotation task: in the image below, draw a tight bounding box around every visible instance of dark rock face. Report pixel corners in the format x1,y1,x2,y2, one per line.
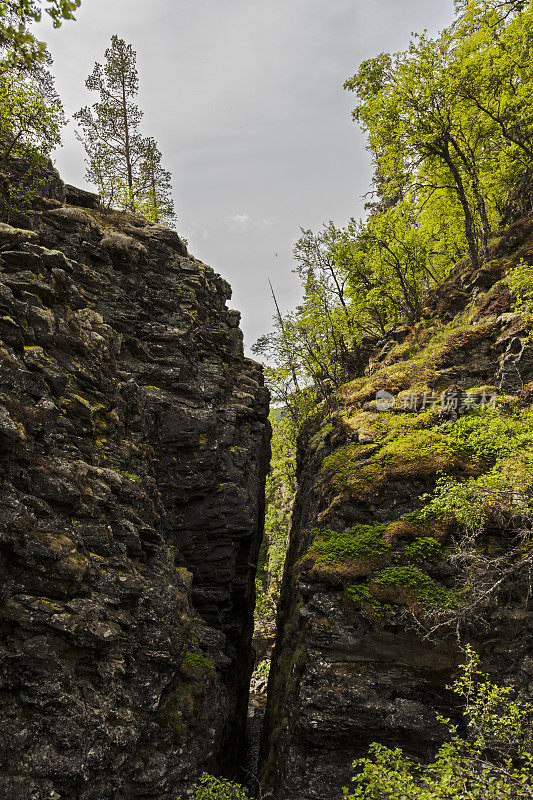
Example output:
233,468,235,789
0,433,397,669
65,184,101,210
260,222,533,800
0,196,270,799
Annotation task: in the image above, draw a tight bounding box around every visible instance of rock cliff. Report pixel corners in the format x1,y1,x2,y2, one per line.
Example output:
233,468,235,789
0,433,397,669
0,184,270,799
260,219,533,800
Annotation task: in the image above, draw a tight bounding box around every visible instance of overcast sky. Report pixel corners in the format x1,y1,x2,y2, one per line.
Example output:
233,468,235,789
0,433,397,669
37,0,455,354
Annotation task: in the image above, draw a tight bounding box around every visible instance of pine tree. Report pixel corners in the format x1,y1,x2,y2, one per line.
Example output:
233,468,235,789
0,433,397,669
75,36,177,225
74,36,145,210
137,137,176,226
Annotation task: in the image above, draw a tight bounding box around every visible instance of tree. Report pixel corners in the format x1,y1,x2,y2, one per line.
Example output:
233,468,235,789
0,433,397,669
75,37,177,225
137,137,176,225
344,647,533,800
0,0,80,68
345,33,494,269
0,30,64,220
0,67,62,171
75,36,146,210
451,1,533,218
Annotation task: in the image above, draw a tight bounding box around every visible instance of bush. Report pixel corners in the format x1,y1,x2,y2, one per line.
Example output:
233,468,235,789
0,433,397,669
184,773,250,800
371,565,456,609
343,647,533,800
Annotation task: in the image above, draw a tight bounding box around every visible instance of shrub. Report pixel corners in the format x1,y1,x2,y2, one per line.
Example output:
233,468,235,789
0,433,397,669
403,536,443,565
507,259,533,317
343,646,533,800
184,773,250,800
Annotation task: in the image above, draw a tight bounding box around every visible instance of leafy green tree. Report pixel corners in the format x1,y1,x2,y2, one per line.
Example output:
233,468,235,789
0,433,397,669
345,32,493,268
0,67,62,168
0,40,63,220
0,0,80,68
344,646,533,800
452,1,533,219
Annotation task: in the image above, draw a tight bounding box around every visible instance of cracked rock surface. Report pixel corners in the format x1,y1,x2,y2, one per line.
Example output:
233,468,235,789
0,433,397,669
0,191,270,799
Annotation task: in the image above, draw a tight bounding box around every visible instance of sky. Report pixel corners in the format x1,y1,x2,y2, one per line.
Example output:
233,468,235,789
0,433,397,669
37,0,455,355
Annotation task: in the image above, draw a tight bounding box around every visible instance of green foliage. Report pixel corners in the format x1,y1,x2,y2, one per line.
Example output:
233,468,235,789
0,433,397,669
0,0,80,67
345,1,533,270
310,524,389,565
136,136,176,225
343,646,533,799
322,408,533,504
321,422,472,501
308,516,453,620
445,410,533,463
344,584,393,622
254,411,295,639
116,470,141,483
257,1,533,424
404,536,442,566
256,659,271,678
0,62,63,219
419,410,533,528
184,773,250,800
507,259,533,317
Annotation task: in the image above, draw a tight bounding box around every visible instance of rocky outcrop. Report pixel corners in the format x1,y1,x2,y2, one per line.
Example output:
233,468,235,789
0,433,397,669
0,189,270,799
260,219,533,800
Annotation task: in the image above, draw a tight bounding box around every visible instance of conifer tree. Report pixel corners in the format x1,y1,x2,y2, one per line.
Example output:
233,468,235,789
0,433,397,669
137,137,176,225
75,36,177,225
74,36,146,210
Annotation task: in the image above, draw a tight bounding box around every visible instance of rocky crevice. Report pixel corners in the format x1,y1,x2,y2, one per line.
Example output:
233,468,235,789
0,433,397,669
0,177,270,799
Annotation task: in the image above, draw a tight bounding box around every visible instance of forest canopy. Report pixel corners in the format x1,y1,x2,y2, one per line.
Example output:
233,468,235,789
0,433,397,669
255,0,533,420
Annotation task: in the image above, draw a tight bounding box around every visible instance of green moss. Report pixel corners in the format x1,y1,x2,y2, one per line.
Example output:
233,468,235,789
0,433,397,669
117,470,142,483
310,421,335,447
344,584,393,622
309,524,390,565
371,565,457,608
322,423,476,500
182,650,215,674
403,537,443,565
321,407,526,503
341,312,494,407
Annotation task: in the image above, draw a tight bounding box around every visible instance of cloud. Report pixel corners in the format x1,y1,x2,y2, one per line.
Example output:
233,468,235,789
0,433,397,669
227,213,276,232
228,213,252,230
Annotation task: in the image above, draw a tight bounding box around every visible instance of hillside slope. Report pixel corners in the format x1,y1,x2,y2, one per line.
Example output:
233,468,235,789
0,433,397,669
260,219,533,800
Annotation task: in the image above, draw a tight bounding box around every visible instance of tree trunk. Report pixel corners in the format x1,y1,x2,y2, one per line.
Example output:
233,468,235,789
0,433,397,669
438,142,480,269
151,172,159,222
121,75,134,209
